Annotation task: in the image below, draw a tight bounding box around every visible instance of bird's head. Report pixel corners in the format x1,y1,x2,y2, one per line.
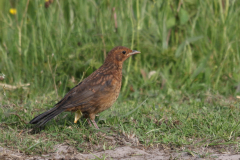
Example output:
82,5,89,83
105,46,140,66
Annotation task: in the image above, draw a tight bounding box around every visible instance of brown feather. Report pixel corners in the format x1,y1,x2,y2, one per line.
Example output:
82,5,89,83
29,46,140,129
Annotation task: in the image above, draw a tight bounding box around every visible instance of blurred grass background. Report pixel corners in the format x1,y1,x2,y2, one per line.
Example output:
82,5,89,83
0,0,240,100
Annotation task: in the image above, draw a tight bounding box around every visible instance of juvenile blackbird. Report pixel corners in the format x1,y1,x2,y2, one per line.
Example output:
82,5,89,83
29,46,140,129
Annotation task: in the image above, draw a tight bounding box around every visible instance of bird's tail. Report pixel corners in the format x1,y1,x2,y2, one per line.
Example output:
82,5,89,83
29,107,65,128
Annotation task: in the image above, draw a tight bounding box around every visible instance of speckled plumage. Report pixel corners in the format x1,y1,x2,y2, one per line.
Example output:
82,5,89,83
29,46,140,129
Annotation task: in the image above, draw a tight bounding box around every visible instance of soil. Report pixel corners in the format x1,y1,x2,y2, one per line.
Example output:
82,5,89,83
1,127,240,160
1,144,240,160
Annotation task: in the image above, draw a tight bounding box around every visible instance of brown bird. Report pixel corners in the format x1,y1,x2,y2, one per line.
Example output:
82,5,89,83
29,46,140,129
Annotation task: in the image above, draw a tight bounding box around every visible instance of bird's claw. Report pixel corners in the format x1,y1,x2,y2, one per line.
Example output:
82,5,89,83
74,110,82,123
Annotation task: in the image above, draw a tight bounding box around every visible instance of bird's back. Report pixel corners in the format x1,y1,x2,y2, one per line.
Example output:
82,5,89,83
58,62,123,115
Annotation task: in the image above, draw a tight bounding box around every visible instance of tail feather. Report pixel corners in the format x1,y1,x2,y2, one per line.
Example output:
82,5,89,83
29,107,65,128
37,109,64,127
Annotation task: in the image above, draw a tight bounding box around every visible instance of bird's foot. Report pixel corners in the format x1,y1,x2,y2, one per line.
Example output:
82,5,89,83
74,110,82,123
91,120,99,129
87,118,99,129
87,113,99,129
87,118,92,127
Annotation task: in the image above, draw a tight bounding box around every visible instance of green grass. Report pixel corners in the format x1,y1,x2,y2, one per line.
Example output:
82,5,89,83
1,95,240,154
0,0,240,156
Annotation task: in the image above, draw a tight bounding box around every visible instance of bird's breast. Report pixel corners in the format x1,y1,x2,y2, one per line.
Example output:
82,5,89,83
95,78,121,113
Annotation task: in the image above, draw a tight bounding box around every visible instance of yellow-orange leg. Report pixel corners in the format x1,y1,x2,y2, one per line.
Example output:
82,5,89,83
74,110,82,123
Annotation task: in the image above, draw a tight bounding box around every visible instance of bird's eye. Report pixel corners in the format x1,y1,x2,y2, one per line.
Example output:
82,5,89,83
122,51,126,54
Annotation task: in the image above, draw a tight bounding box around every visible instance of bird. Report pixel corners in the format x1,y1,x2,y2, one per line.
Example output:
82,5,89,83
29,46,140,129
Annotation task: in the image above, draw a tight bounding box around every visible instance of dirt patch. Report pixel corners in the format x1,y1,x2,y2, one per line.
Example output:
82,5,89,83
1,145,240,160
1,126,240,159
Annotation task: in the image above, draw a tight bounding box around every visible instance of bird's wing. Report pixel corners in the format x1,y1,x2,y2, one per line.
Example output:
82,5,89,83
55,73,114,110
54,82,83,106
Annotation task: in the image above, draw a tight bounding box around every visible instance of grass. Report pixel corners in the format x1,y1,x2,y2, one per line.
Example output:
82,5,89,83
1,94,240,155
0,0,240,157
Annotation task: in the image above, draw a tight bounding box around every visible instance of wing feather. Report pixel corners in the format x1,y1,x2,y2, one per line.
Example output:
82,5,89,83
55,73,114,110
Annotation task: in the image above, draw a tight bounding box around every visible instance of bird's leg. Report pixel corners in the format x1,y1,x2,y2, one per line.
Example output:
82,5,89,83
74,110,82,123
89,113,99,129
83,114,92,127
87,118,92,127
91,120,99,129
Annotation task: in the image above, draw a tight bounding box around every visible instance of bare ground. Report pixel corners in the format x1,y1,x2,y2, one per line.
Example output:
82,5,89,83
1,126,240,160
1,144,240,160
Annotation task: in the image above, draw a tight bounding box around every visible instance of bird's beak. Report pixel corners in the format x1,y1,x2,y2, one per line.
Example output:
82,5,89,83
129,50,141,56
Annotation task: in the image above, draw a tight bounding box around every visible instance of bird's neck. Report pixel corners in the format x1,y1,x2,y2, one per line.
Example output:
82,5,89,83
101,62,123,82
102,61,123,71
